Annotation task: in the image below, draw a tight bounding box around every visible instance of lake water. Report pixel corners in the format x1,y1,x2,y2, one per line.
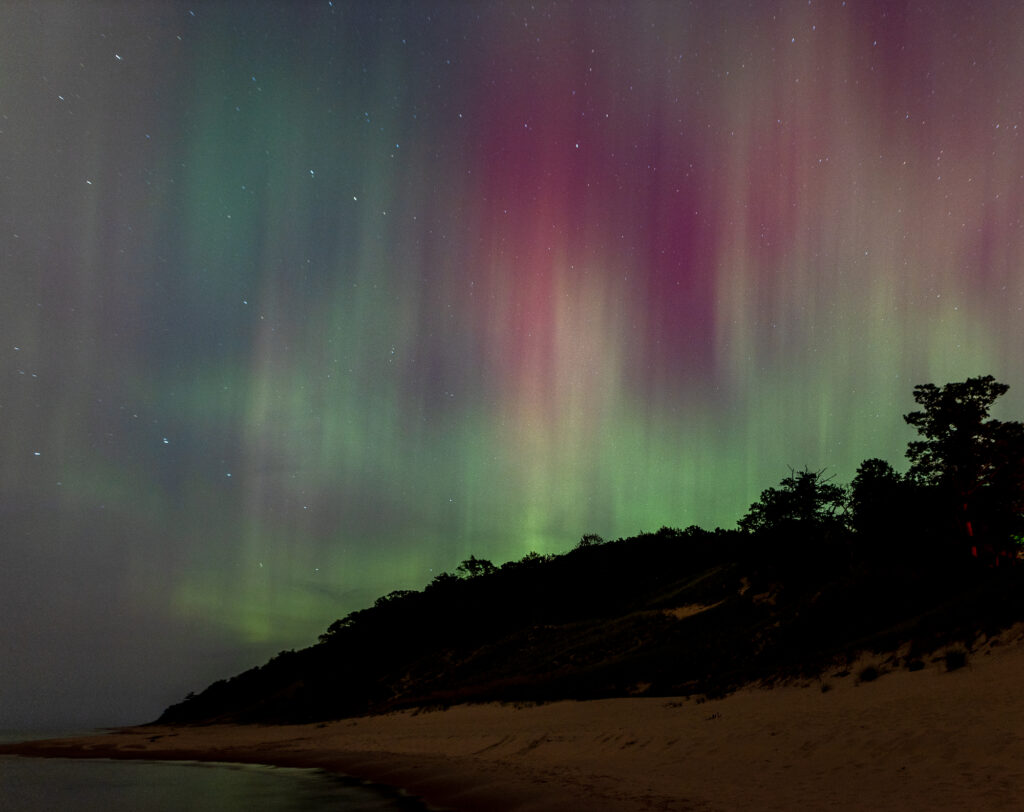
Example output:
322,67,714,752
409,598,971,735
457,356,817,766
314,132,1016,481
0,732,434,811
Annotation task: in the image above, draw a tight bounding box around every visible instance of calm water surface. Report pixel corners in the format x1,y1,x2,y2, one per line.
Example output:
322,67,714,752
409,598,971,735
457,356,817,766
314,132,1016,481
0,732,433,811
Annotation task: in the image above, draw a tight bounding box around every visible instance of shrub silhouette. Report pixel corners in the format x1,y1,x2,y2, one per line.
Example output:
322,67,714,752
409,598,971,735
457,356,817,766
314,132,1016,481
944,648,969,672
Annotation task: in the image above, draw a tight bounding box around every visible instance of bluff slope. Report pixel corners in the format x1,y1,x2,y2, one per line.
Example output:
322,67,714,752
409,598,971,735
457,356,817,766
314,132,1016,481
159,526,1024,724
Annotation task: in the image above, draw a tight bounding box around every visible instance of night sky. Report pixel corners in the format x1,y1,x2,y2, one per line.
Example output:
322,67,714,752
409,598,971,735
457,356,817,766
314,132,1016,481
3,1,1024,728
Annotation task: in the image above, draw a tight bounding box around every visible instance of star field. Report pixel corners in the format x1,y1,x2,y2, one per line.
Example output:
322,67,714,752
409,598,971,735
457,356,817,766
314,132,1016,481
2,0,1023,727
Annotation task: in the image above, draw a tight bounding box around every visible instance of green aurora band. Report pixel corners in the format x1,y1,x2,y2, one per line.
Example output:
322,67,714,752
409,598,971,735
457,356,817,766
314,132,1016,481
3,2,1024,678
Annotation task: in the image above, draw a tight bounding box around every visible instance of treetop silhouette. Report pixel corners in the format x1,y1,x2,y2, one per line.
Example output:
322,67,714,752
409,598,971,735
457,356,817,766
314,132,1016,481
738,467,846,535
904,375,1009,491
903,375,1024,552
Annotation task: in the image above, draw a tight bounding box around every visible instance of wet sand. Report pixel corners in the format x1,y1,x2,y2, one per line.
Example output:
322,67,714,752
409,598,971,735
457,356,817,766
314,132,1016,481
5,630,1024,811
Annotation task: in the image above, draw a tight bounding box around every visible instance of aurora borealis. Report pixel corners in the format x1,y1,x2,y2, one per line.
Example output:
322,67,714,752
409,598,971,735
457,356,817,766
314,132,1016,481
3,1,1024,727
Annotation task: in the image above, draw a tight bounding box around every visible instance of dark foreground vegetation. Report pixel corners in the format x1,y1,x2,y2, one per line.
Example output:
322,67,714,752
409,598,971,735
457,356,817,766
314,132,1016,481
159,376,1024,724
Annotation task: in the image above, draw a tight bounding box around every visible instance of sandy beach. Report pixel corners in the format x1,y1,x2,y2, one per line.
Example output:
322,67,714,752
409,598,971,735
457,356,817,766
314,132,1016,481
6,630,1024,811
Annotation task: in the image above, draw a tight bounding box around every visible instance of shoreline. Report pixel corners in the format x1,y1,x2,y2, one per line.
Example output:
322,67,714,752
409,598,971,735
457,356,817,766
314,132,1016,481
5,634,1024,811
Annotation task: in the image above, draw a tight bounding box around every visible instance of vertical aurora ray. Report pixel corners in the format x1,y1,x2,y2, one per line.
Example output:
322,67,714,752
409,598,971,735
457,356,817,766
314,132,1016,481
3,1,1024,724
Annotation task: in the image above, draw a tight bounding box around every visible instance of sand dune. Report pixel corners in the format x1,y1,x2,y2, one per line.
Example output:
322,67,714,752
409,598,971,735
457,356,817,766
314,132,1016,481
6,629,1024,810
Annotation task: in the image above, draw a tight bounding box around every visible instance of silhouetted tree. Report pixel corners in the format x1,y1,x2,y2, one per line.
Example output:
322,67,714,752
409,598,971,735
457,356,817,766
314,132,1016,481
575,533,605,549
965,419,1024,557
425,571,459,591
846,457,943,568
903,375,1024,554
739,468,846,534
455,555,497,578
849,458,902,536
904,375,1008,490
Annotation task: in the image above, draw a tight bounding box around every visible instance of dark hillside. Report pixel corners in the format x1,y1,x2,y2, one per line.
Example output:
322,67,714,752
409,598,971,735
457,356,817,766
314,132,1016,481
158,377,1024,725
158,525,1024,724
